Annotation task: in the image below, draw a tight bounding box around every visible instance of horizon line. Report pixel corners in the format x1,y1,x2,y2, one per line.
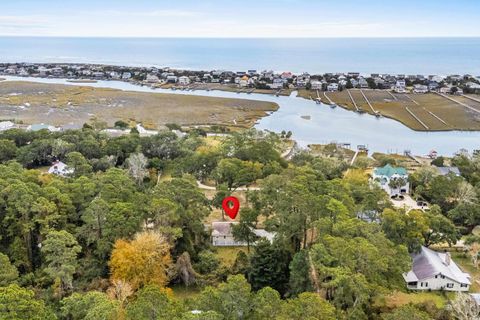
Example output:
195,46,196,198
0,35,479,39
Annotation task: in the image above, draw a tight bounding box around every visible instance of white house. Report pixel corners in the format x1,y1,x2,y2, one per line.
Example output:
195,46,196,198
48,160,74,177
146,74,160,83
372,164,409,197
310,80,323,90
394,80,406,93
0,121,16,131
403,246,471,292
178,76,190,86
211,221,275,247
413,84,429,94
327,83,339,92
239,76,250,87
122,72,132,80
269,78,284,90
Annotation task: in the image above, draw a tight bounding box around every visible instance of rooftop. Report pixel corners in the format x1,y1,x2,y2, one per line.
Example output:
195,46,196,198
403,246,470,285
374,164,407,178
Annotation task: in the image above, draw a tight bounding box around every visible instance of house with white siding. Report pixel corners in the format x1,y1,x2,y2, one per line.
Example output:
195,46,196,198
372,164,409,197
403,246,471,292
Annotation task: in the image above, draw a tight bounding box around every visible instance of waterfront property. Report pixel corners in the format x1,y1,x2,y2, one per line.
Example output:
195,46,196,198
403,246,471,292
372,164,409,197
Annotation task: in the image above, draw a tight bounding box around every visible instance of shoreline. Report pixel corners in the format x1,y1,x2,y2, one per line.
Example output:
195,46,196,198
2,76,480,155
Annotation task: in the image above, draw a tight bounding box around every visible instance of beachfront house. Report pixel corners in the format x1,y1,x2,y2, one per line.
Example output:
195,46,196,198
310,80,323,90
239,75,249,87
178,76,190,86
211,221,275,247
48,160,74,177
327,83,339,92
413,84,429,94
358,78,369,88
394,80,406,93
403,246,471,292
372,164,409,197
269,78,284,90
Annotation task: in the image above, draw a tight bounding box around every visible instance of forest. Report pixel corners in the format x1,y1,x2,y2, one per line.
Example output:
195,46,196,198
0,125,479,319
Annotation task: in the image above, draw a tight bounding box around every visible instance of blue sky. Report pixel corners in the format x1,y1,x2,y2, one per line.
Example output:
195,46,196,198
1,0,479,37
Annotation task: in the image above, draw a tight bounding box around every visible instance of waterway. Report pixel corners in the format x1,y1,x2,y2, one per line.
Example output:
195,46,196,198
2,76,480,156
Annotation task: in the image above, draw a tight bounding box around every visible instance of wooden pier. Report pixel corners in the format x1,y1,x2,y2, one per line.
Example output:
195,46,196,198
461,94,480,104
435,92,480,114
360,89,379,115
406,94,420,106
405,107,429,130
387,91,398,101
323,92,336,107
347,89,361,112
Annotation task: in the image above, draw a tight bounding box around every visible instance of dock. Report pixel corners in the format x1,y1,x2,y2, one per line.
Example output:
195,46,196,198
435,92,480,114
406,107,429,130
387,91,398,101
425,108,449,126
406,95,420,106
347,89,361,112
461,94,480,104
323,92,336,107
360,89,379,115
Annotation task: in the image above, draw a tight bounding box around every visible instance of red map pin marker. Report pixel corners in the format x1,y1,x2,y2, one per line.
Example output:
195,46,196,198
222,196,240,219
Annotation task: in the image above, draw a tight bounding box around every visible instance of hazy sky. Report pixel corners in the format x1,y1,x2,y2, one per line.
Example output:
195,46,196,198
1,0,479,38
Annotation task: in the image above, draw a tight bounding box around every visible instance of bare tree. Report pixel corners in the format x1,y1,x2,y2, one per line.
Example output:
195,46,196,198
448,293,480,320
126,152,148,185
469,243,480,269
454,181,477,205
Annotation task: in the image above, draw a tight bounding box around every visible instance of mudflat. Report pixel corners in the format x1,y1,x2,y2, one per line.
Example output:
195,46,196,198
0,81,278,129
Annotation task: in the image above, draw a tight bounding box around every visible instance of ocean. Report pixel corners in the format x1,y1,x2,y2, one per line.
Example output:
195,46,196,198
1,37,480,75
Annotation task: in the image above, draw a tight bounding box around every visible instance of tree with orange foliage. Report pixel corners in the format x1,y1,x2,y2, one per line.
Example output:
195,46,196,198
109,231,172,290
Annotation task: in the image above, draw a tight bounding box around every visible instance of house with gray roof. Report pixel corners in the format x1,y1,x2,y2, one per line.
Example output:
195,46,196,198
435,166,461,176
403,246,471,292
211,221,275,247
372,164,409,197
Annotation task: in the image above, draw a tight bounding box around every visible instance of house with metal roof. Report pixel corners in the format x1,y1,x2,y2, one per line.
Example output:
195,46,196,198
211,221,275,247
403,246,471,292
372,164,409,197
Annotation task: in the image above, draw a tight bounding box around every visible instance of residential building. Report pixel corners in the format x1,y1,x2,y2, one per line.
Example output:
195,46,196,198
211,221,275,247
146,74,160,83
0,121,16,131
269,78,284,90
435,166,461,176
166,75,178,83
327,83,339,92
372,164,409,197
310,80,323,90
403,246,471,292
394,80,406,93
178,76,190,86
239,75,249,87
413,84,428,94
48,160,74,177
358,78,369,88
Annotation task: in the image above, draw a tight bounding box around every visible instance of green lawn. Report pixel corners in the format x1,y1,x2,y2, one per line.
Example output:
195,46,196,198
376,290,452,310
171,284,201,301
215,246,248,268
